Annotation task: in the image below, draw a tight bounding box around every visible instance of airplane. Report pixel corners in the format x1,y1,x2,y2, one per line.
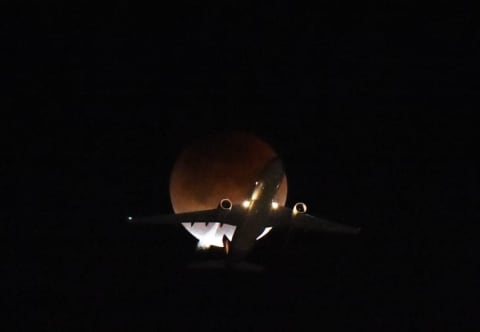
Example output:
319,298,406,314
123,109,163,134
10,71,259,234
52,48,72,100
127,157,360,266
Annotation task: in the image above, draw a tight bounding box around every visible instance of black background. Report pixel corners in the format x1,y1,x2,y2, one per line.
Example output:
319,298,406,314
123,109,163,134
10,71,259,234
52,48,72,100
4,1,478,330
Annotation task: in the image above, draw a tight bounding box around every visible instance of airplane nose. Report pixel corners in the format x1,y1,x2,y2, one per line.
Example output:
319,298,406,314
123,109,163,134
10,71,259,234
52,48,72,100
259,157,285,184
267,157,284,173
272,158,285,176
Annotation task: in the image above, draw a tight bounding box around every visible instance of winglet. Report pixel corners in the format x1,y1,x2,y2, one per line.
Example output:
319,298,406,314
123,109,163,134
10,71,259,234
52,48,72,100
222,235,231,254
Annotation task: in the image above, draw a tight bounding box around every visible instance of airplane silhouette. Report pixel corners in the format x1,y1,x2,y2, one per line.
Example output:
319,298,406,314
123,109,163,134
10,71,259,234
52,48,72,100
128,157,360,266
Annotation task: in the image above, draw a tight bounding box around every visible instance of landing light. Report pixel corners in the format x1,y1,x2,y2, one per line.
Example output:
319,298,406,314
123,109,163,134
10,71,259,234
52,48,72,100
242,200,250,208
271,202,279,209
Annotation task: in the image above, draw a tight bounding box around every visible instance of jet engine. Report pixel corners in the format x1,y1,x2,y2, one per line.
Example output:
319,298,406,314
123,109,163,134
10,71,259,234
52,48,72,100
293,202,307,215
219,198,233,211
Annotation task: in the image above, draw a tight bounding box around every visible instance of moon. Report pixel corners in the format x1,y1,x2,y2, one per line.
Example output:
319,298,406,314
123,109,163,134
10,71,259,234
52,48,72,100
169,131,287,248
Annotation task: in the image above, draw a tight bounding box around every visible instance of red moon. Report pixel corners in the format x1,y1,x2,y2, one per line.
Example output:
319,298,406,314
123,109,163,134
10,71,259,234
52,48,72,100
169,131,288,213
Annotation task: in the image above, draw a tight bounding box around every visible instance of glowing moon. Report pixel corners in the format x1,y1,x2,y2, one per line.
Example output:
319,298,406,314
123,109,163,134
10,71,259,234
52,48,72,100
169,131,287,248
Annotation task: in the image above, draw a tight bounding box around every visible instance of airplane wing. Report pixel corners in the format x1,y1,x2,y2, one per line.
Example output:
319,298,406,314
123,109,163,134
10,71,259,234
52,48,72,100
270,207,360,234
127,205,245,226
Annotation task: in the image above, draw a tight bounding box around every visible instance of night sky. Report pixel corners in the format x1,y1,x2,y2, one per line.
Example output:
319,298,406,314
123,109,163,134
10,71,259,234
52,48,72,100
4,1,477,330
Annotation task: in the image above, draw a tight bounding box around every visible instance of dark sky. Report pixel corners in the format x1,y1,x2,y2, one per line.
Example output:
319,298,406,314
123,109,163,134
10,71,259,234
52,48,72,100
4,1,478,330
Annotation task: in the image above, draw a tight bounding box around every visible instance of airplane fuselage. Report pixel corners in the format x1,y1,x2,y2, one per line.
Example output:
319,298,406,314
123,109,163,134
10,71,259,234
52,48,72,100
228,158,284,260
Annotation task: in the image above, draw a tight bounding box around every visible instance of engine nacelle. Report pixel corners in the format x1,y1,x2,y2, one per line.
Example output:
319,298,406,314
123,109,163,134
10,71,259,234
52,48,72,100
219,198,233,211
293,202,307,215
